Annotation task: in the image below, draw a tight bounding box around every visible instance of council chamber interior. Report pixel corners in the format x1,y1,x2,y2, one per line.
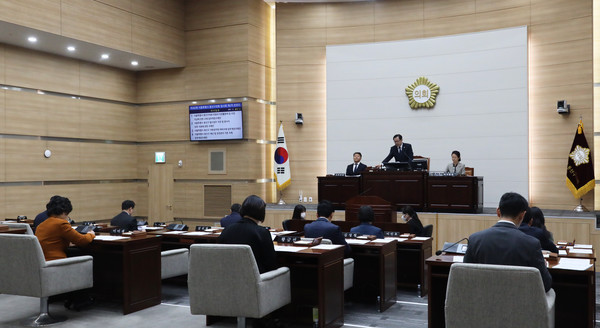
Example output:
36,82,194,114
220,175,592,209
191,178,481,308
0,1,598,328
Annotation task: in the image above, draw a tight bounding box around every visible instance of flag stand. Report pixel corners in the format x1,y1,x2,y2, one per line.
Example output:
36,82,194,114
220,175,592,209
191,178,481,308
573,198,588,212
277,191,286,205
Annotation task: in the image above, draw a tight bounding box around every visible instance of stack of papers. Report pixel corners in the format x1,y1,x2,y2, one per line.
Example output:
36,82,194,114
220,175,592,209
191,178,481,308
94,235,129,241
274,245,307,252
184,231,212,236
553,258,593,271
384,237,408,242
412,237,430,241
346,239,371,245
311,244,343,250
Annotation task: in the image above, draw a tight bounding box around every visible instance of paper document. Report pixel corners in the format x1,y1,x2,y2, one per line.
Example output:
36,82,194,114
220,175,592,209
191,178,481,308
140,226,163,231
553,258,593,271
371,238,393,243
558,250,567,256
273,231,296,235
94,236,129,241
569,248,593,254
453,256,464,262
412,237,430,241
345,239,371,245
274,245,307,252
184,231,212,236
384,237,408,242
311,244,344,250
163,231,186,235
574,244,593,249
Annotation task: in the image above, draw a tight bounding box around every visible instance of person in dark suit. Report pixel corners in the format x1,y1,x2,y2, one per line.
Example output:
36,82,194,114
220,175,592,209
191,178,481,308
382,134,414,164
401,206,424,236
220,203,242,228
110,200,137,231
218,195,277,274
33,195,61,232
464,192,552,292
519,207,558,253
304,200,351,257
346,152,367,175
350,205,384,239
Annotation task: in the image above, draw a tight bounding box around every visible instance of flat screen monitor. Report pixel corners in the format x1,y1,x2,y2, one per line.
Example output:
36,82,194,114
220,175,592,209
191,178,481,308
383,162,410,171
412,158,428,171
189,102,243,141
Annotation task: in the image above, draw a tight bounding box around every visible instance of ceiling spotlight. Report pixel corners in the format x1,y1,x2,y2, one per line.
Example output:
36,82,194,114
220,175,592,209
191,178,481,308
27,36,37,43
101,54,109,60
131,61,139,66
67,46,76,52
192,101,197,104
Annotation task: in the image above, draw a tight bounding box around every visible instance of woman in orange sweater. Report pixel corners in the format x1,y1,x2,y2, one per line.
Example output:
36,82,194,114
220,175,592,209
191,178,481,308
35,196,95,261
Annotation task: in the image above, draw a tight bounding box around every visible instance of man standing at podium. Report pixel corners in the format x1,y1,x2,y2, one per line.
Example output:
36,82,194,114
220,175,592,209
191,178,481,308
463,192,552,292
346,152,367,175
382,134,413,164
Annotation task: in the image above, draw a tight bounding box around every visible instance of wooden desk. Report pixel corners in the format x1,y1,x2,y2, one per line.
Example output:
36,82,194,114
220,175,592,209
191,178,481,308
397,237,432,297
426,176,483,213
0,227,27,234
361,171,426,210
318,176,360,210
149,230,344,328
426,255,596,328
347,239,397,312
83,235,162,314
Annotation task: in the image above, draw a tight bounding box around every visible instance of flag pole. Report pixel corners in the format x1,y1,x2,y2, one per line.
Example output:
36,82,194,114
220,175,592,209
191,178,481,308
573,198,588,212
277,190,286,205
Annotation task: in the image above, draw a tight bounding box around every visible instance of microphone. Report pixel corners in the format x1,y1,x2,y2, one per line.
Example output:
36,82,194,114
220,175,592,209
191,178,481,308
435,237,469,255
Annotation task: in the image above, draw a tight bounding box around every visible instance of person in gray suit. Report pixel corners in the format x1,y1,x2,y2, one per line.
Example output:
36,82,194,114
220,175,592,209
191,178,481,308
463,192,552,292
445,150,465,176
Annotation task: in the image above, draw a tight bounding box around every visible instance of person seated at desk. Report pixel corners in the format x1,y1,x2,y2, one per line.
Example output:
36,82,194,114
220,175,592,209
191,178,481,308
445,150,465,176
220,203,242,228
463,192,552,292
350,205,384,239
35,196,95,261
346,152,367,175
381,134,414,165
33,195,60,232
218,195,277,274
519,207,558,253
291,204,306,220
304,200,351,257
401,206,424,236
530,206,554,244
111,200,137,231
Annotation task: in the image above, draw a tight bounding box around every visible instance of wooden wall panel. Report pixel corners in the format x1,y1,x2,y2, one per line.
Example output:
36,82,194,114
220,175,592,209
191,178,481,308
277,82,326,102
76,182,143,221
530,16,592,46
79,143,137,180
278,64,325,83
0,45,4,84
374,22,425,42
185,0,249,31
373,0,424,24
474,0,531,12
96,0,132,12
530,0,591,25
246,102,269,141
5,46,80,95
45,97,81,139
475,7,531,30
185,62,249,100
61,0,133,53
423,14,478,37
186,25,250,66
326,26,375,45
249,25,269,67
277,4,327,30
424,0,475,19
132,15,185,65
79,100,137,141
131,0,185,29
0,0,61,34
39,140,82,181
79,63,136,103
5,140,46,181
326,2,374,27
277,47,325,66
136,68,186,104
277,29,327,48
4,91,48,136
137,103,188,142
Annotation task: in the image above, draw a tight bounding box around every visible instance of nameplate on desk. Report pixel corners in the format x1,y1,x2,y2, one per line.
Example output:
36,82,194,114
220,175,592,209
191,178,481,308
94,235,129,241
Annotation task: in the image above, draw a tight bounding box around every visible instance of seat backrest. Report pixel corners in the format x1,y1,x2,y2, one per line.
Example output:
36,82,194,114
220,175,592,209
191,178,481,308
465,166,474,176
2,222,34,235
445,263,549,328
422,224,433,237
282,219,291,231
188,244,262,317
0,234,45,297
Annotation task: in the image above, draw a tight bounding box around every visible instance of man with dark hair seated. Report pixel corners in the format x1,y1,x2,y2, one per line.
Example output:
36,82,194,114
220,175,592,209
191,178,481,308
218,195,277,274
350,205,384,239
464,192,552,292
220,203,242,228
110,200,137,231
304,200,351,257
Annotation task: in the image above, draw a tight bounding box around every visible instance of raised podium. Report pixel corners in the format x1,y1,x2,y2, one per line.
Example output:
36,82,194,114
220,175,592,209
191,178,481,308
344,195,397,223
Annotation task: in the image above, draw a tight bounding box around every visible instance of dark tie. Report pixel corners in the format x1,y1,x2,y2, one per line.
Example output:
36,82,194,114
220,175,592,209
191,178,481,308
354,164,358,172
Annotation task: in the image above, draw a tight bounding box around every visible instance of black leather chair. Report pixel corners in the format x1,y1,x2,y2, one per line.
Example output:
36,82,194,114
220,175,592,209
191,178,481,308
423,224,433,237
282,219,291,231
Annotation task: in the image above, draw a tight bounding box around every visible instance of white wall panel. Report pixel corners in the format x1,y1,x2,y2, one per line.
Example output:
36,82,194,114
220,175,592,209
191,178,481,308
326,26,528,207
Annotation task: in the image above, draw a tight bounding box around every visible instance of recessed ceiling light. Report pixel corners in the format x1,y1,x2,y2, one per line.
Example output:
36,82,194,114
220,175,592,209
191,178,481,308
192,101,197,104
67,46,76,52
27,36,37,43
131,61,139,66
101,54,109,60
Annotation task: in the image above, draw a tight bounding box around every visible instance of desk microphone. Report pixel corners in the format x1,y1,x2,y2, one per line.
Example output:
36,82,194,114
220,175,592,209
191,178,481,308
435,237,469,255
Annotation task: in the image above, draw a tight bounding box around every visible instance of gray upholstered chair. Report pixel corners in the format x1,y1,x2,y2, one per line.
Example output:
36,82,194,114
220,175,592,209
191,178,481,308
445,263,555,328
1,222,34,235
0,234,93,326
161,248,189,279
321,239,354,291
188,244,291,328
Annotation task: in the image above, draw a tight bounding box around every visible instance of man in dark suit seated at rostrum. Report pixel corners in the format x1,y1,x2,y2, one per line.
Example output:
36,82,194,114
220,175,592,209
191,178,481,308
304,200,351,258
220,203,242,228
346,152,367,175
110,200,137,231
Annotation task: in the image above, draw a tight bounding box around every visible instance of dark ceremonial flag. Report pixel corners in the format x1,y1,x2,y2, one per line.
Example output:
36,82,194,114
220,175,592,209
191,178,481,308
566,120,595,198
